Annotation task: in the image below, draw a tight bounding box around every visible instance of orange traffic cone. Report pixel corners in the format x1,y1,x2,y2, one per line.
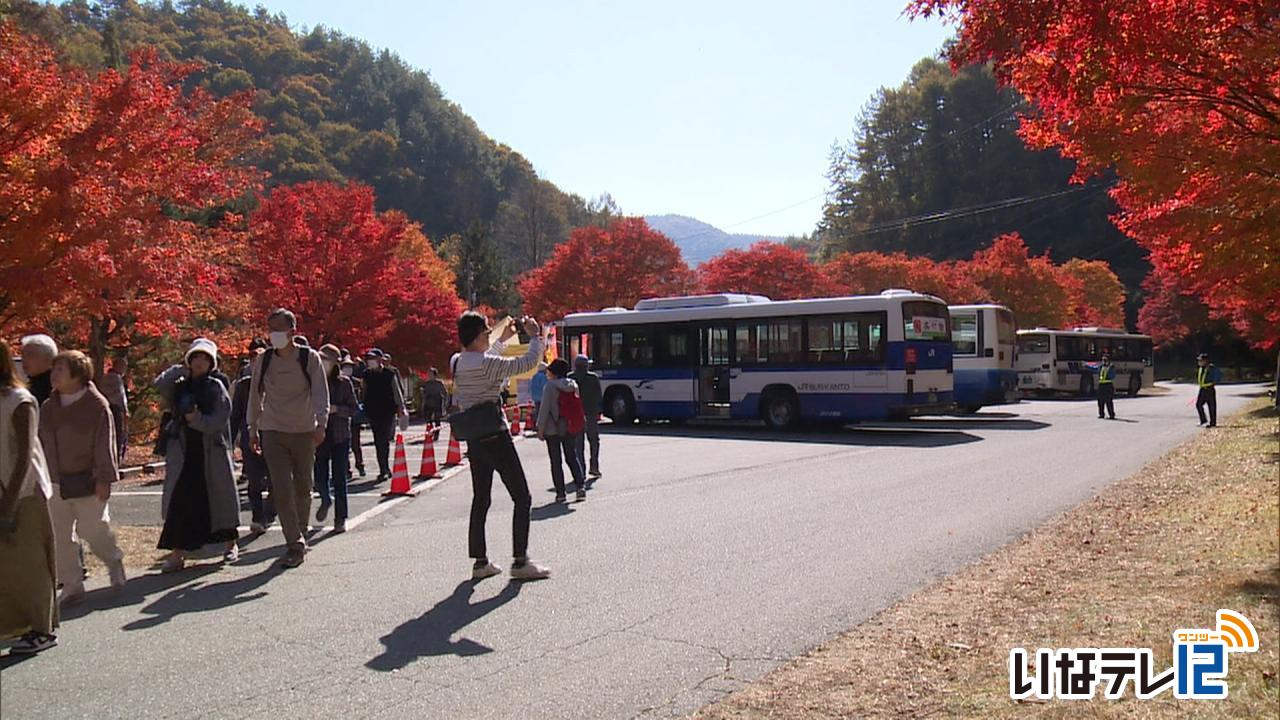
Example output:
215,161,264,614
416,426,439,479
444,429,463,467
382,433,417,496
509,407,521,436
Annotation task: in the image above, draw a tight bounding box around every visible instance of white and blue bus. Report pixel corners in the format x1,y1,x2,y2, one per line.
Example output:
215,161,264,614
948,304,1019,413
557,290,954,429
1016,327,1154,397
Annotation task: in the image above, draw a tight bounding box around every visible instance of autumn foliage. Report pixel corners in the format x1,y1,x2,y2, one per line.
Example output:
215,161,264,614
518,218,697,320
244,182,463,370
909,0,1280,348
822,252,982,303
697,242,825,299
0,24,265,367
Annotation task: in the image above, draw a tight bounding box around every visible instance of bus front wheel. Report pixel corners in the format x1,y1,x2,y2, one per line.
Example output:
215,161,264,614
761,389,800,431
605,388,636,426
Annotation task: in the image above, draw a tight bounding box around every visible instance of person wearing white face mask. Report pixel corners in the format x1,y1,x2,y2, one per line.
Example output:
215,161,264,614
246,309,330,569
313,345,358,533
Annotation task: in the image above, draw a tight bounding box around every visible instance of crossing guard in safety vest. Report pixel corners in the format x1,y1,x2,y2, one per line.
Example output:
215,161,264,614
1195,352,1223,427
1096,354,1117,420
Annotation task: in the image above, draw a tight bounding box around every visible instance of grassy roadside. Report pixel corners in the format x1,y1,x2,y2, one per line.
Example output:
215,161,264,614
697,399,1279,719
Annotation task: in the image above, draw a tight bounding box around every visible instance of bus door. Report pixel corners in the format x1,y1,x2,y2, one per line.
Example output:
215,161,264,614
698,324,732,417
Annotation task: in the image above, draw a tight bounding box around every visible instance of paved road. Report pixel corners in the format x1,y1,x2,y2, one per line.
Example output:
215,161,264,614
109,426,465,527
0,383,1261,719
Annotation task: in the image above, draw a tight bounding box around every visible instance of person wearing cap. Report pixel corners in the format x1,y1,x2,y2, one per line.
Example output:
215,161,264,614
231,338,273,532
153,338,241,571
361,348,407,483
247,308,329,569
1095,353,1117,420
341,350,367,477
314,345,359,533
1195,352,1223,428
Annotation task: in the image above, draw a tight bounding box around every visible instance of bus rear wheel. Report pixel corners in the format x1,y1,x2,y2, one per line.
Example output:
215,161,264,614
761,389,800,431
604,388,636,426
1127,372,1142,397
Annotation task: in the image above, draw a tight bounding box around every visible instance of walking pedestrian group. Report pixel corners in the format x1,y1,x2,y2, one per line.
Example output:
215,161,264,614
2,307,607,654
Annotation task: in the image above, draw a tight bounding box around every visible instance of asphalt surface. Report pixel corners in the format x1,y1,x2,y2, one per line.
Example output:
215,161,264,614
0,383,1262,719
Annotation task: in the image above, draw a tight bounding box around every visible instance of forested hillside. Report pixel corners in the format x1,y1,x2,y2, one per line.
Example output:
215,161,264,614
5,0,606,279
818,59,1148,298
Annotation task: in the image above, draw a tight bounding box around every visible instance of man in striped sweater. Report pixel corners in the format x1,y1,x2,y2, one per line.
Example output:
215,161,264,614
451,312,551,581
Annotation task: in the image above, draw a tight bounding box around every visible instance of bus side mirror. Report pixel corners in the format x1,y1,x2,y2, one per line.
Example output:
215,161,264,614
984,348,995,358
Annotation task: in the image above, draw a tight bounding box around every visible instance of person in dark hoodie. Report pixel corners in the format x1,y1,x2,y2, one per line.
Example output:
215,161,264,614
536,359,587,503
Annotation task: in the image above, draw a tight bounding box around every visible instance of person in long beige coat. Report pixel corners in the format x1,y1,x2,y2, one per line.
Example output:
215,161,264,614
0,339,59,654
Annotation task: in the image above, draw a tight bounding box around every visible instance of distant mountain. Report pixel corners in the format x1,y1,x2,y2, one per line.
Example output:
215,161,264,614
644,214,785,266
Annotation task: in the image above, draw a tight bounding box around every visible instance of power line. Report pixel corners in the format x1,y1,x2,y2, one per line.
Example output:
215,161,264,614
662,101,1026,245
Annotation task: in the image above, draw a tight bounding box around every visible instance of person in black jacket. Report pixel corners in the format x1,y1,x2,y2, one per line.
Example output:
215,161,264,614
231,340,273,532
361,349,406,482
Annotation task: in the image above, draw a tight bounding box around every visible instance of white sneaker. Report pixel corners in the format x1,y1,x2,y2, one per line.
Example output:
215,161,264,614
108,560,128,589
223,545,240,564
471,562,502,580
509,561,551,581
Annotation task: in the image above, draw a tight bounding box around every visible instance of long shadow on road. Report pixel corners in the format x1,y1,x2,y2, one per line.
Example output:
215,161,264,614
366,579,523,672
601,423,983,448
121,563,279,631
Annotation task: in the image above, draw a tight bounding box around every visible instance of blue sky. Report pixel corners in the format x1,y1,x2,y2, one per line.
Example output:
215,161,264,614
247,1,954,236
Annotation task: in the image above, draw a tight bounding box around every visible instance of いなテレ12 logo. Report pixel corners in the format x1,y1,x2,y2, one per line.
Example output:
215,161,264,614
1009,609,1259,701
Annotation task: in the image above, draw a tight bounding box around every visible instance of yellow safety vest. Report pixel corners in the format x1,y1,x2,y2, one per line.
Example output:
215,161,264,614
1197,366,1215,388
1098,365,1114,384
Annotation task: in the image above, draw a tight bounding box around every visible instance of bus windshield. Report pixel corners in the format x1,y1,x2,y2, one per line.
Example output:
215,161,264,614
1017,333,1051,355
903,301,950,341
950,312,978,356
996,309,1016,345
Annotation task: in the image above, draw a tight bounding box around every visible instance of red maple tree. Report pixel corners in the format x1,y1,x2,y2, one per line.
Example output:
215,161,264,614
958,233,1072,328
821,251,983,303
0,25,265,370
519,218,697,320
244,182,463,368
1058,258,1126,328
697,241,826,299
909,0,1280,348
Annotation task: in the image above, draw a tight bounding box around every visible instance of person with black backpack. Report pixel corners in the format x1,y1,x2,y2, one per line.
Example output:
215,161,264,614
246,309,329,569
536,358,588,503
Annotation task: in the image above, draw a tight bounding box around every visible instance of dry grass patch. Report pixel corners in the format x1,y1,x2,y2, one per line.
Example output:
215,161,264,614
697,400,1278,719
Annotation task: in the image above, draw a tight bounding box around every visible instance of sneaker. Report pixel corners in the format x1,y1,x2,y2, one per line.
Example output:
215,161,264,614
510,561,551,581
282,549,306,569
356,465,367,478
249,521,268,534
161,555,185,574
576,489,587,502
332,519,346,534
9,632,57,655
108,560,128,589
316,501,331,523
554,494,567,503
471,562,502,580
589,470,602,479
223,545,240,564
